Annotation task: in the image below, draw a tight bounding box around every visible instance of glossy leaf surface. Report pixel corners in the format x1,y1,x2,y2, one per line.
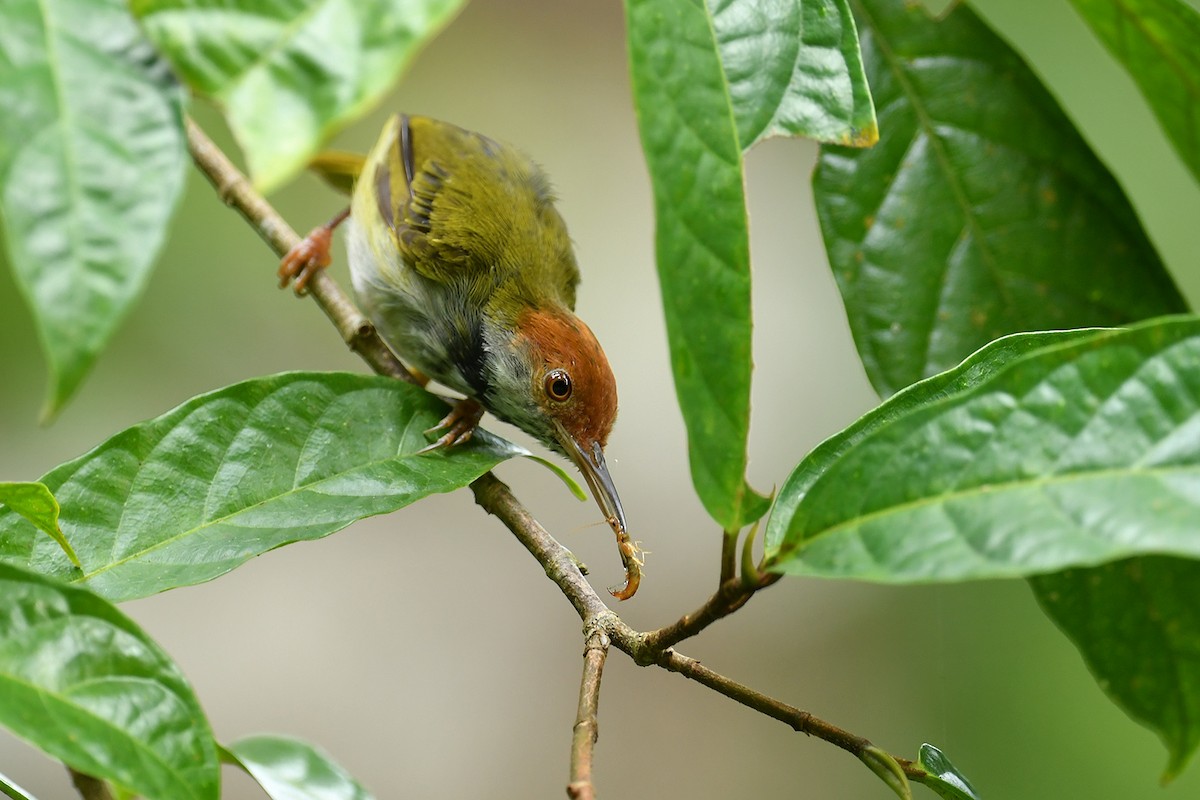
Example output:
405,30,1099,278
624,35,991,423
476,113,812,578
1033,557,1200,779
132,0,464,192
625,0,769,530
766,317,1200,582
226,735,374,800
1025,0,1200,762
710,0,877,148
913,744,980,800
0,563,218,799
0,373,527,602
0,483,78,568
814,0,1185,397
1069,0,1200,186
0,0,185,416
765,327,1099,552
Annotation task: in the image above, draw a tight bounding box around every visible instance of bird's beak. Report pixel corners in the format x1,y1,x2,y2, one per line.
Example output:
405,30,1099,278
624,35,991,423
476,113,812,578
559,430,627,534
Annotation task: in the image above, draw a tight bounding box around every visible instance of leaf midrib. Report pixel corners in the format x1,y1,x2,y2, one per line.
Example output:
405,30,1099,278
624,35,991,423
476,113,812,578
33,0,83,316
647,0,761,526
80,436,480,584
0,668,207,800
849,0,1015,376
780,460,1199,562
226,0,335,94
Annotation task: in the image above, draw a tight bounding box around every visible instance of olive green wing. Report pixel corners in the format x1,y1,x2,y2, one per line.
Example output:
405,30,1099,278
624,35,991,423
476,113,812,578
365,115,494,286
370,114,580,304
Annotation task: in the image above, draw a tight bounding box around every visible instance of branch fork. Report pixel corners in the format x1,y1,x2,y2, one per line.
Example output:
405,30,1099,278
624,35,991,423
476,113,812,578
184,116,929,800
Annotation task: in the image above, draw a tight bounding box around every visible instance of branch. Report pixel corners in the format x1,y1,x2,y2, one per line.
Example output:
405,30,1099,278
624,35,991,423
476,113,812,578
639,571,778,656
470,473,611,623
185,116,927,786
184,118,414,384
567,627,610,800
719,528,737,584
656,650,884,759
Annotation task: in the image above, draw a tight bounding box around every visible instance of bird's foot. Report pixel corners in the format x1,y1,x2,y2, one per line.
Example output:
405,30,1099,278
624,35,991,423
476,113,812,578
419,398,485,452
278,228,333,294
277,208,350,295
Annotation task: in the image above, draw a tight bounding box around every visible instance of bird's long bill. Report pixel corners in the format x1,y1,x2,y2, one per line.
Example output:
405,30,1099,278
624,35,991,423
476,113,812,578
561,432,627,535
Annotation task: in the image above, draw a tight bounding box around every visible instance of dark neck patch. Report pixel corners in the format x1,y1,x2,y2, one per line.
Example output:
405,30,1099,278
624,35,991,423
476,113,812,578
447,312,490,399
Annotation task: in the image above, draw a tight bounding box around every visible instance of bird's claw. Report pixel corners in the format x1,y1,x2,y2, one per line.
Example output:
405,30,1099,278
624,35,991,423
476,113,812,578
278,226,334,295
418,398,485,453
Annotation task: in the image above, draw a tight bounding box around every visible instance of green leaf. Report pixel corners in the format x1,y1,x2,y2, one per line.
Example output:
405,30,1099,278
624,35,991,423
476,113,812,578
923,3,1200,769
0,562,218,800
710,0,877,148
0,372,529,602
0,771,37,800
859,745,912,799
0,0,186,417
225,735,374,800
766,327,1100,550
1033,557,1200,779
813,0,1186,397
765,316,1200,583
624,0,769,531
1068,0,1200,187
131,0,465,192
0,482,79,569
523,455,588,502
913,744,980,800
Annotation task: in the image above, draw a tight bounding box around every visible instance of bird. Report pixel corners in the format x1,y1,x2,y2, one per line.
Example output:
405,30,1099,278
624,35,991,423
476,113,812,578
278,114,640,598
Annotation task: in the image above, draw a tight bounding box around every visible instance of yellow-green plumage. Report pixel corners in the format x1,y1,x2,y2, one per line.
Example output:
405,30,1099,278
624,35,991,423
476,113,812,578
359,116,577,318
345,114,618,478
317,113,629,593
347,116,586,408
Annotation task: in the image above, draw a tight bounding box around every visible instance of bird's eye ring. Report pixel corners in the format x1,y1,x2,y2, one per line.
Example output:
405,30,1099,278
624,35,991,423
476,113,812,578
544,369,573,402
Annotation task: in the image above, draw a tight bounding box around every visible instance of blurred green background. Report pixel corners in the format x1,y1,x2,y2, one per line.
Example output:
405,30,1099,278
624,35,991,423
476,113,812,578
3,0,1200,797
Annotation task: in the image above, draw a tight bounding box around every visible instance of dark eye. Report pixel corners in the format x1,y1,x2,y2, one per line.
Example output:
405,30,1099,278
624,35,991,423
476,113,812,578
544,369,573,402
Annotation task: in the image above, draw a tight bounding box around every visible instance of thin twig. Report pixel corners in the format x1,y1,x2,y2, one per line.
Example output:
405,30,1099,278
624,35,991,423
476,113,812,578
67,769,113,800
639,571,778,656
719,528,737,584
658,650,898,761
470,473,611,622
184,118,415,384
567,627,610,799
185,116,926,782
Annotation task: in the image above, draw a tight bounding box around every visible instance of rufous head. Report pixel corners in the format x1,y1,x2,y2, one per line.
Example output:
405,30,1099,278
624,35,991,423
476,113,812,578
491,307,624,532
